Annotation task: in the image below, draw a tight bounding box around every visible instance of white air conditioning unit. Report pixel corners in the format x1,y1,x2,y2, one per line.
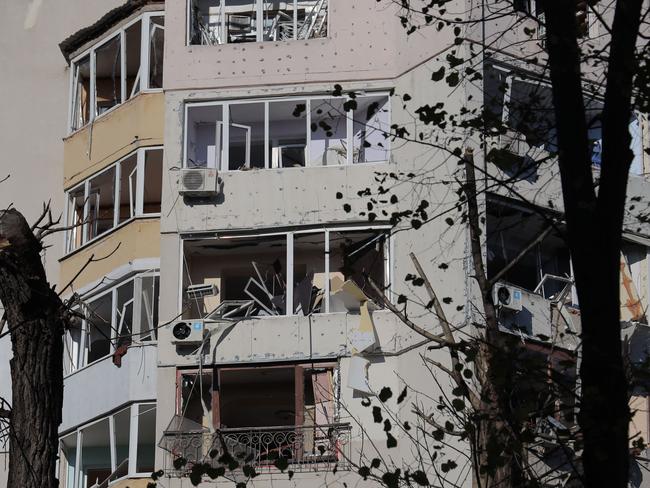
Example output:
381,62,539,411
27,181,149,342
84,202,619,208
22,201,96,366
171,319,206,344
178,168,218,196
492,282,523,312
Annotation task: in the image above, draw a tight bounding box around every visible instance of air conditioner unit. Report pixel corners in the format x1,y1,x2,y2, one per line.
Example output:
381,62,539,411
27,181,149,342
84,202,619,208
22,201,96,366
178,168,218,196
492,283,523,312
171,319,207,344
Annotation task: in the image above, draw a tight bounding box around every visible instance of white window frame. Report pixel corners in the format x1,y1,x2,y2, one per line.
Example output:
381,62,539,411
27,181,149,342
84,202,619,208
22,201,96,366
186,0,328,46
58,402,156,488
67,11,164,134
183,92,391,171
63,146,163,256
179,225,392,317
64,271,160,376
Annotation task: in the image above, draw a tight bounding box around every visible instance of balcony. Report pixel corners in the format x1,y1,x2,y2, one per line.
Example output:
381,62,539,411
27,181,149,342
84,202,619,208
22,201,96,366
159,421,352,477
61,344,157,432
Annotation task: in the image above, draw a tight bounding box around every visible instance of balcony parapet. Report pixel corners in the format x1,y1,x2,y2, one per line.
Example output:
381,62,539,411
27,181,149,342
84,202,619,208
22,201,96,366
159,421,352,478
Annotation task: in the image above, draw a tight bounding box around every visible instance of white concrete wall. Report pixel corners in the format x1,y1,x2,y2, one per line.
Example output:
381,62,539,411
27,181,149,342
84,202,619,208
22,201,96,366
60,344,157,433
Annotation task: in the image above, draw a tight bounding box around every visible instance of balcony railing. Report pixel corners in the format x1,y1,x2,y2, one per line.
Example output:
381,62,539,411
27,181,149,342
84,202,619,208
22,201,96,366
160,423,352,477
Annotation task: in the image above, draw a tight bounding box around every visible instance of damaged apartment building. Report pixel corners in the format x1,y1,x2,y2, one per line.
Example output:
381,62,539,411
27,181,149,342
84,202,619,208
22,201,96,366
1,0,649,487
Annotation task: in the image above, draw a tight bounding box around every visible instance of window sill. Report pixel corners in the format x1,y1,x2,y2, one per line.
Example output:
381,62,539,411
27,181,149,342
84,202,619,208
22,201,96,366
184,159,391,172
65,89,163,139
61,214,160,261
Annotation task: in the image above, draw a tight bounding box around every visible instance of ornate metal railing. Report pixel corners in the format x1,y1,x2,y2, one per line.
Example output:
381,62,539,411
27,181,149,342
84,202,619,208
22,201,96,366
160,423,352,476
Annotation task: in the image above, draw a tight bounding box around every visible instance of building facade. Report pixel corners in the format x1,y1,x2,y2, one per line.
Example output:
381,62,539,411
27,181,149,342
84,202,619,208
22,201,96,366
0,1,649,487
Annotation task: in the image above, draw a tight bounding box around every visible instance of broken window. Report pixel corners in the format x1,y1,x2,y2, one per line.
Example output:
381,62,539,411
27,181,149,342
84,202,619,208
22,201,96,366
177,364,336,429
329,230,388,304
310,98,347,166
59,433,77,488
116,280,135,345
185,104,224,168
149,16,165,89
487,199,572,300
86,292,113,365
189,0,327,44
66,184,86,253
88,166,116,241
180,372,214,429
225,0,257,43
185,95,390,170
269,99,307,168
81,418,112,487
220,367,296,428
58,403,156,488
353,95,390,164
63,273,160,374
182,228,389,319
125,20,142,99
65,147,162,252
118,153,138,223
136,404,157,473
94,35,122,116
229,102,265,169
68,12,164,132
138,275,160,341
143,149,163,213
511,343,577,430
71,55,91,131
113,406,131,477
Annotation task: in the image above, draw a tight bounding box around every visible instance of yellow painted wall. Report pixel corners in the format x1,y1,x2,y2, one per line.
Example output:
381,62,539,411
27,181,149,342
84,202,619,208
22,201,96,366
60,218,161,292
63,92,164,189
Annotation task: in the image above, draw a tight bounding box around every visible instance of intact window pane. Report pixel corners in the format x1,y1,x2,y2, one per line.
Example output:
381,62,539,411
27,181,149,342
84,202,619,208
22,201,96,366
136,405,156,473
118,154,137,223
269,100,307,168
72,55,91,131
125,20,142,99
95,35,122,116
66,185,86,252
88,167,116,241
81,419,111,487
353,96,390,163
190,0,224,45
149,16,165,89
229,102,265,170
225,0,257,43
143,149,163,214
186,105,224,168
310,98,347,166
86,293,113,365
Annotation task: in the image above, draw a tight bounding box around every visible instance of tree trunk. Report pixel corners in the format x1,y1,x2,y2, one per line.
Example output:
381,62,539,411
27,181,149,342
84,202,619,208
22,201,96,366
544,0,643,486
0,209,65,488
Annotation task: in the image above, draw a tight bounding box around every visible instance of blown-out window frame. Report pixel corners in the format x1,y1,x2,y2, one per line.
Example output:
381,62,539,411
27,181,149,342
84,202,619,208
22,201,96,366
63,146,163,256
183,92,392,171
67,11,165,134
